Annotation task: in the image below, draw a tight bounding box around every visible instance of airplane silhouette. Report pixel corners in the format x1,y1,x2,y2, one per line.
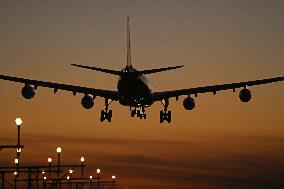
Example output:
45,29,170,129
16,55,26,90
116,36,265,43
1,17,284,123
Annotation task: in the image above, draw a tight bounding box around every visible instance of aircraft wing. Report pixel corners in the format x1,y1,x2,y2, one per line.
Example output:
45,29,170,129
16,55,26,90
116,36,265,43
152,75,284,101
0,75,119,100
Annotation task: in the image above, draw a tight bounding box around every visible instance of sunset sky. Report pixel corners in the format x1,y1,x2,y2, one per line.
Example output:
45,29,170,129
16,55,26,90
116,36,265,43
0,1,284,188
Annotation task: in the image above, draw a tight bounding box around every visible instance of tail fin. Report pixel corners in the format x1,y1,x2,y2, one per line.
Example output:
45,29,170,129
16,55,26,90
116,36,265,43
127,17,132,67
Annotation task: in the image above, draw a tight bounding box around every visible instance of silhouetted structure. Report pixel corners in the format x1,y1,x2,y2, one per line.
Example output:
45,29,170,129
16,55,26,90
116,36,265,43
0,118,118,189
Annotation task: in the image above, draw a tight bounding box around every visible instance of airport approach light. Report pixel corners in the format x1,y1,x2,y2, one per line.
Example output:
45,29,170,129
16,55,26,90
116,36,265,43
56,147,62,153
15,118,22,126
97,169,101,189
81,156,85,177
48,158,52,176
112,175,116,189
56,147,62,177
48,158,52,163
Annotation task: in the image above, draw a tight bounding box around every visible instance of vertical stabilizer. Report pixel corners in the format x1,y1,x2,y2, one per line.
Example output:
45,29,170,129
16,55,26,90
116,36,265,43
127,17,132,67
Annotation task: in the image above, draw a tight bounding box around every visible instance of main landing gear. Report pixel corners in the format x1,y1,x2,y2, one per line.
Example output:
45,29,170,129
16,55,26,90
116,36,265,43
130,107,146,119
160,99,171,123
100,98,113,122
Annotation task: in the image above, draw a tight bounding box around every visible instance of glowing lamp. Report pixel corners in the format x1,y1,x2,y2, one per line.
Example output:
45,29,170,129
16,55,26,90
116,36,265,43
56,147,62,153
15,118,22,126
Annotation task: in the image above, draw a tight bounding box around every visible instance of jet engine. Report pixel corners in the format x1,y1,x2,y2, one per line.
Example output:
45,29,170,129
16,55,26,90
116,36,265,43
183,96,195,110
239,88,251,102
81,95,95,109
21,85,35,99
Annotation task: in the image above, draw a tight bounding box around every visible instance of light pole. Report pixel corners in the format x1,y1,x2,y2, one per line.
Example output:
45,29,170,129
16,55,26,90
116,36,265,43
14,171,17,189
67,175,70,189
15,118,22,147
97,169,100,189
43,176,47,189
68,169,73,189
42,170,46,189
112,175,116,189
89,176,93,189
56,147,62,189
80,157,85,177
56,147,62,177
15,118,22,168
14,158,19,171
48,158,52,176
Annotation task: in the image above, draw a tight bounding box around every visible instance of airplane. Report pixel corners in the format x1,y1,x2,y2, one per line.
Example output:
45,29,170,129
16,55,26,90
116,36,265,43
0,17,284,123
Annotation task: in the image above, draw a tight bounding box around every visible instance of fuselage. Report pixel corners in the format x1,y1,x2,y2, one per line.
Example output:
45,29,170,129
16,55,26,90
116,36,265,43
117,65,153,107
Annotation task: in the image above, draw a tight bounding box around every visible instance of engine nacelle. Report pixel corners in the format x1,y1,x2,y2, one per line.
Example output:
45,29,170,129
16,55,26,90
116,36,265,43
81,95,94,109
21,85,35,99
239,88,251,102
183,96,195,110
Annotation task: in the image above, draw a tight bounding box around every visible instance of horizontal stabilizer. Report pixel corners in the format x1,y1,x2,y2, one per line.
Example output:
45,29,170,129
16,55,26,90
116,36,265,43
71,64,121,76
138,65,184,75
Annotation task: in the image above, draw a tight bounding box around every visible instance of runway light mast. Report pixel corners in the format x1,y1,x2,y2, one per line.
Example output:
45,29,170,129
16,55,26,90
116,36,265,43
80,156,85,177
56,147,62,177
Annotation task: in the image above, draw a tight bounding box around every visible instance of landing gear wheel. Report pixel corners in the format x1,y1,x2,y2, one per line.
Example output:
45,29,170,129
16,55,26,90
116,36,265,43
139,113,146,119
100,110,112,122
100,98,113,122
107,110,112,122
160,110,164,123
130,107,147,120
160,99,171,123
160,110,171,123
136,110,141,117
166,111,171,123
100,110,105,122
131,109,136,117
